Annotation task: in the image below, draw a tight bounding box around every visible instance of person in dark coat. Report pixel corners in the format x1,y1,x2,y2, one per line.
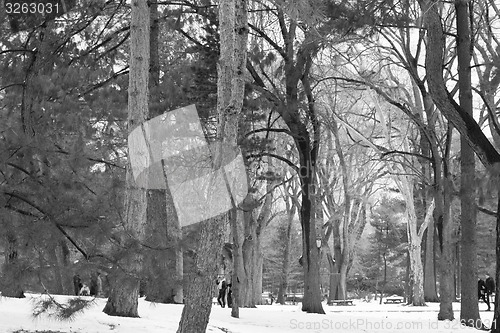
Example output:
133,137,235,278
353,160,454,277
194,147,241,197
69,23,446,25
478,278,491,311
216,278,227,307
73,274,82,296
227,283,233,307
486,274,495,304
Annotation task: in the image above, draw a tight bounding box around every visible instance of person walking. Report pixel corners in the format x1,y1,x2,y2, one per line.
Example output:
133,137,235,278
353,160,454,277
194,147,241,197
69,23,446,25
217,277,227,307
478,278,491,311
486,274,495,305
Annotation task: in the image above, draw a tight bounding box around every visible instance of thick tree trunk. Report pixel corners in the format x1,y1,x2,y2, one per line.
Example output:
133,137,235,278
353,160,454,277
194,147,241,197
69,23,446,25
144,189,172,303
456,0,483,326
103,274,140,317
143,1,183,304
49,243,64,295
243,177,278,306
241,209,265,307
177,216,226,332
278,200,296,304
231,209,245,317
59,240,72,295
299,163,325,314
330,219,342,301
424,212,439,301
437,178,455,321
241,216,255,306
408,243,425,305
492,188,500,333
396,174,429,306
103,0,149,317
1,230,25,298
177,0,247,328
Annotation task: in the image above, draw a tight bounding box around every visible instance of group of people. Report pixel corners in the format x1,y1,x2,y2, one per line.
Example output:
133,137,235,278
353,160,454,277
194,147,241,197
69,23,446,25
216,277,232,308
478,274,495,311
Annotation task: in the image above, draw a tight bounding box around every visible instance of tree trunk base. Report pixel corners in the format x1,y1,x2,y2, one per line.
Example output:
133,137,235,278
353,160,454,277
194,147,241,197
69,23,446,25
103,275,140,317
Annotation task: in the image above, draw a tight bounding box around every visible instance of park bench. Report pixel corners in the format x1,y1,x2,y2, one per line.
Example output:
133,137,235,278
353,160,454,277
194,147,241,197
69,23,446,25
328,299,354,306
285,294,304,304
384,297,404,304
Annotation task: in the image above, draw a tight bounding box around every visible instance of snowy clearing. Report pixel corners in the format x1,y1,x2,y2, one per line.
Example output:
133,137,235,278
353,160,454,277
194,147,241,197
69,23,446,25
0,294,495,333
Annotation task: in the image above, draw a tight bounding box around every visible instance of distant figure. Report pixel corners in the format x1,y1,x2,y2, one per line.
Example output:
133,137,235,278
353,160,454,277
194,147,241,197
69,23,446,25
269,293,275,305
227,283,233,307
478,278,491,311
73,274,82,296
216,278,227,307
486,274,495,304
79,284,90,296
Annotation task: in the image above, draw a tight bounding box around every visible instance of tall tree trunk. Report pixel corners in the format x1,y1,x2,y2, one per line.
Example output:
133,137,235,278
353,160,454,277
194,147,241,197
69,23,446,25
231,209,245,317
177,0,247,328
330,219,342,301
278,198,296,304
405,250,411,304
424,214,439,301
399,175,427,306
437,177,455,321
299,160,325,314
1,226,25,298
177,217,226,332
241,209,256,307
103,0,149,317
49,243,64,295
456,0,483,326
143,1,177,304
241,178,275,307
59,240,72,295
493,188,500,333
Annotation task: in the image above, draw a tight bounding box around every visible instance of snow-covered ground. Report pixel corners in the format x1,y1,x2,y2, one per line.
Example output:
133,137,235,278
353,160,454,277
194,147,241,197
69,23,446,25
0,294,495,333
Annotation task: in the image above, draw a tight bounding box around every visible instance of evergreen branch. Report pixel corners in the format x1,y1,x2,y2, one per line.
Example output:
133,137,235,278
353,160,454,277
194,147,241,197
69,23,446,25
0,83,24,92
80,66,129,97
245,128,299,138
3,190,90,260
53,144,126,169
5,204,42,217
477,205,497,217
95,31,131,62
248,23,286,59
0,49,35,55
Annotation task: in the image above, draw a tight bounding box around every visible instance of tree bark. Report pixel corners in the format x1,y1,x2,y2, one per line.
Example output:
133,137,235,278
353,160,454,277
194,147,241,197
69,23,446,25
423,213,439,302
493,188,500,333
177,0,247,328
278,194,297,304
397,174,429,306
456,0,483,326
103,0,149,317
1,225,25,298
437,177,455,321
